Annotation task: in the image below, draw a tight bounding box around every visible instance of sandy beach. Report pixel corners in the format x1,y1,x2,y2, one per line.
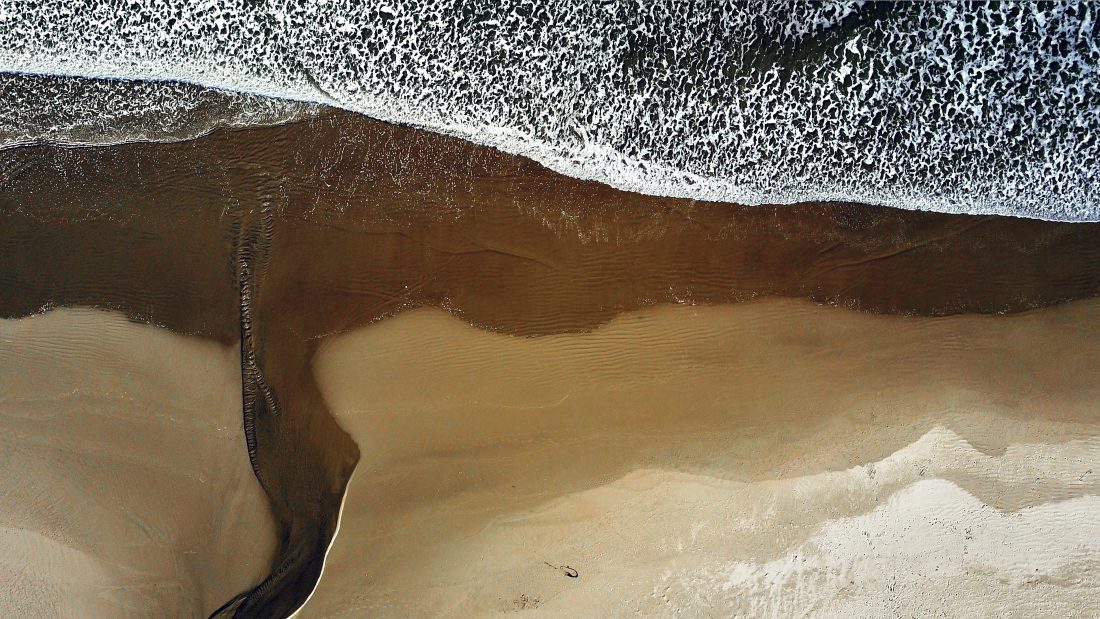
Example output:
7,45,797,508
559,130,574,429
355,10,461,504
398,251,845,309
3,109,1100,615
0,308,276,617
300,297,1100,617
4,0,1100,612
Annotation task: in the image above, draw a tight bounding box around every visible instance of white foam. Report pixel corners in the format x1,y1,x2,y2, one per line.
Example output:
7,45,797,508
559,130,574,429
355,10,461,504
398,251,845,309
1,2,1097,221
0,73,318,149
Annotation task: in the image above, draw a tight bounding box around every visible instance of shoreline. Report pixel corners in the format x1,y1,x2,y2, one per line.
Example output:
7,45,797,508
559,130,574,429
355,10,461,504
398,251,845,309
1,61,1097,221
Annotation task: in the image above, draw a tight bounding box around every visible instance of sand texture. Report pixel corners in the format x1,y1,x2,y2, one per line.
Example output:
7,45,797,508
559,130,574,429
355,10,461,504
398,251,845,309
302,298,1100,617
0,309,276,618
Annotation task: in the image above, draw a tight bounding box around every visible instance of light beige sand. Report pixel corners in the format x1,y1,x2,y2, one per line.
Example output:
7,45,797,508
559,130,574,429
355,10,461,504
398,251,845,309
300,297,1100,617
0,308,277,617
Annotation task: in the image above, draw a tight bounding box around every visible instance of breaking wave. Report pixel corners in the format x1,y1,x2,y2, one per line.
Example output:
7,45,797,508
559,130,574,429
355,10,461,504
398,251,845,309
1,1,1097,221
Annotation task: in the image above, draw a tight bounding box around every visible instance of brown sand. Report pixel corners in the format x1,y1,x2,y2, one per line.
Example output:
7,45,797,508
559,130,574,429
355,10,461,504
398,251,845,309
3,108,1100,615
301,297,1100,617
0,308,276,617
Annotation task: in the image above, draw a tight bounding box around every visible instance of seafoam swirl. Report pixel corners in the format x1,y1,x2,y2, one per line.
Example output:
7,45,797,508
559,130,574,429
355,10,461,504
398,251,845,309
1,1,1097,221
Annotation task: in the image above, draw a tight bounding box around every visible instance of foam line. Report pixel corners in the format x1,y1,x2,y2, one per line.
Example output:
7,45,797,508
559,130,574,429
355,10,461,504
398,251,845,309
1,2,1097,221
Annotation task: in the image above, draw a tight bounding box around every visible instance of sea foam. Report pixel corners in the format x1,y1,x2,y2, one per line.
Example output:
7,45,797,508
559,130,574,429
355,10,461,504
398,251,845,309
0,74,319,149
1,1,1097,221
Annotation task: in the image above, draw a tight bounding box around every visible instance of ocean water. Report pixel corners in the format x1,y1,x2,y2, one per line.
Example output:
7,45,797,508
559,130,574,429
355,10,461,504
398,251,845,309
0,74,319,149
1,1,1097,220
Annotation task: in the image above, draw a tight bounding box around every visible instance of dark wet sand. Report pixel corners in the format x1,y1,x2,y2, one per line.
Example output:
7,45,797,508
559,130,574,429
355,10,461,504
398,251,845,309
3,109,1100,617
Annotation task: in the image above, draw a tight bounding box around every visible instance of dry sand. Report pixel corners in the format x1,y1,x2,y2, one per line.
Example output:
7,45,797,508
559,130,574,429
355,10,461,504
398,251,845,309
300,297,1100,617
0,308,276,617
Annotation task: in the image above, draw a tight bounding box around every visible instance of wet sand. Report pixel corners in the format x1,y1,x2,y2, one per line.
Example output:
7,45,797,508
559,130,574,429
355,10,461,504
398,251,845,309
3,107,1100,616
0,308,276,617
302,298,1100,617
